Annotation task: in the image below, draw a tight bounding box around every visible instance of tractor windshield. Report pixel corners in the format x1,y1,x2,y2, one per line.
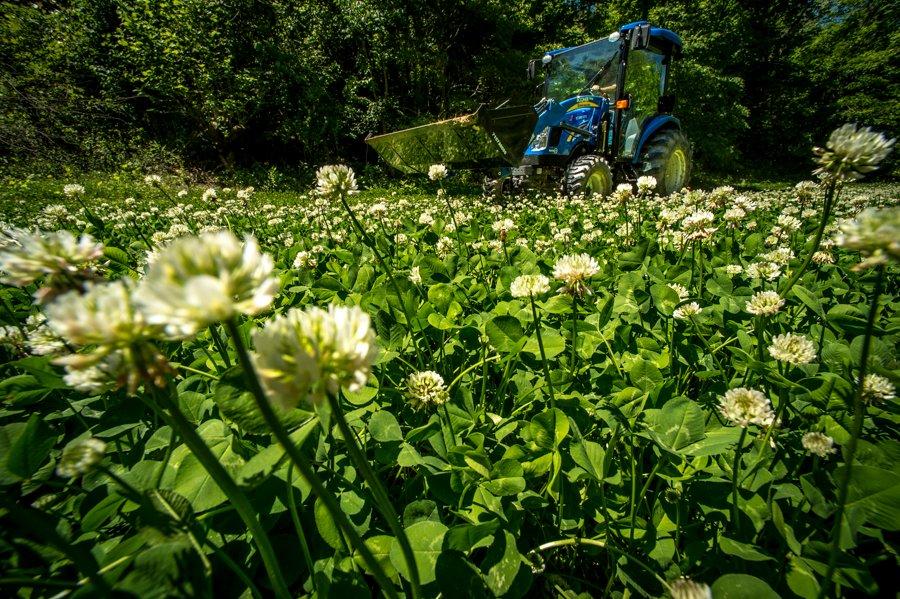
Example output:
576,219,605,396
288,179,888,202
545,39,620,102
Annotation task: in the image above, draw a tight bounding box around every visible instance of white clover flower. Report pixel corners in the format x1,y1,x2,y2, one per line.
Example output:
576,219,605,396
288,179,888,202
0,325,24,349
636,175,657,194
405,371,448,410
201,187,217,202
428,164,448,181
136,231,278,338
668,577,712,599
862,374,895,403
419,212,435,226
812,250,834,264
144,174,162,185
510,274,550,298
668,283,689,301
436,236,454,258
236,187,254,200
814,124,895,181
177,189,189,198
63,183,85,197
293,250,317,269
725,264,744,276
718,387,775,428
673,301,702,320
746,261,782,282
680,210,717,240
316,165,358,198
802,432,836,458
44,280,156,351
745,291,784,316
56,438,106,478
723,207,746,224
252,304,377,409
553,253,600,296
409,266,422,285
25,314,65,356
0,228,104,288
62,353,123,394
835,207,900,269
768,333,816,365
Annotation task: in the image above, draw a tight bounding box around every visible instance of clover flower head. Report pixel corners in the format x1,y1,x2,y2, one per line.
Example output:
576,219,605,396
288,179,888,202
725,264,744,276
201,187,217,202
835,207,900,270
144,174,162,185
316,165,358,198
136,231,278,338
673,302,702,320
553,253,599,295
668,577,712,599
45,279,156,351
814,124,895,181
510,274,550,298
293,250,318,269
252,304,377,409
862,374,895,403
409,266,422,284
768,333,816,365
745,290,784,316
428,164,448,181
802,432,836,458
718,387,774,428
0,228,104,294
63,183,85,197
405,370,448,410
636,175,657,194
56,438,106,478
812,251,834,265
680,210,717,240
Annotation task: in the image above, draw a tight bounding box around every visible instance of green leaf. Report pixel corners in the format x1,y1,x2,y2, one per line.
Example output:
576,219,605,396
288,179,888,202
718,536,773,561
482,531,530,596
569,440,606,482
678,426,742,456
651,398,705,452
390,520,448,584
484,315,524,353
369,410,403,443
482,459,526,496
523,326,565,359
172,420,238,512
650,283,680,316
711,574,779,598
355,534,397,578
629,359,663,392
213,367,307,434
530,408,569,451
844,465,900,531
6,414,56,479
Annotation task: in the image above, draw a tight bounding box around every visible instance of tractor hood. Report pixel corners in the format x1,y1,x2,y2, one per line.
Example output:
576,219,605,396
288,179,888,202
365,104,538,174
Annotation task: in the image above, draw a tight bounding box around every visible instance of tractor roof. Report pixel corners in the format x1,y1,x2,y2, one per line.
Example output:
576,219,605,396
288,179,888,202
546,21,682,58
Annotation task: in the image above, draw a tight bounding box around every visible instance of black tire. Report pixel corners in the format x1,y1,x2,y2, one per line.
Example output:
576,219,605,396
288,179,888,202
639,128,692,195
565,154,613,197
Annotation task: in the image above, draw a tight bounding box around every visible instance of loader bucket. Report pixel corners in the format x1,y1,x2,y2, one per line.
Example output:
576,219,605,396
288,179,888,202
366,104,538,174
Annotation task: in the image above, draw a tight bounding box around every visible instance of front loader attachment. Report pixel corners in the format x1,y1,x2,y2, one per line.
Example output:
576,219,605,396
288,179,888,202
366,104,537,174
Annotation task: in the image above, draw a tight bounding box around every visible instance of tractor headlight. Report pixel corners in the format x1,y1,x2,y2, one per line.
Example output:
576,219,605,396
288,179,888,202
530,127,550,151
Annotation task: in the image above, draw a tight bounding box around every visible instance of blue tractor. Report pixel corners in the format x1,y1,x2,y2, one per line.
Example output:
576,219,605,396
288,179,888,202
366,21,690,197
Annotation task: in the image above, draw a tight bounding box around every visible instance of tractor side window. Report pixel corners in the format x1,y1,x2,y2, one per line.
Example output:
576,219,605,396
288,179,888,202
621,49,665,158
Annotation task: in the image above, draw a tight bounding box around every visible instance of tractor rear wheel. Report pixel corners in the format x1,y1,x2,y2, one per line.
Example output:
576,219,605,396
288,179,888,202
565,154,613,198
639,128,692,195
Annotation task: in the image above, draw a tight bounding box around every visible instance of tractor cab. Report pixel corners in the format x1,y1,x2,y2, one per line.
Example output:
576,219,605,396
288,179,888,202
366,21,691,198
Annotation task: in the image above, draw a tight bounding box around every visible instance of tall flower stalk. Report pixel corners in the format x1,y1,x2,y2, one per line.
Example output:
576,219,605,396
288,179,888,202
511,274,555,408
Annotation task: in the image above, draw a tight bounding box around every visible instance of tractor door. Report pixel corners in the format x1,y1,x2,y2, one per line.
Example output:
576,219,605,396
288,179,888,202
619,47,667,159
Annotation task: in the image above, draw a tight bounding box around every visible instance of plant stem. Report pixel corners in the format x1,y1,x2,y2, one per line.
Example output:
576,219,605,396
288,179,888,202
731,427,748,534
286,464,317,594
528,537,668,587
529,296,556,409
327,393,422,598
819,265,885,599
781,180,838,297
208,325,232,368
223,320,398,598
143,388,291,599
570,293,579,374
336,191,424,369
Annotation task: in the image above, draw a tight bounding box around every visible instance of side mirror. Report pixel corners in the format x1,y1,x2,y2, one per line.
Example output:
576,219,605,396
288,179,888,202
527,59,538,80
658,95,676,113
629,23,651,50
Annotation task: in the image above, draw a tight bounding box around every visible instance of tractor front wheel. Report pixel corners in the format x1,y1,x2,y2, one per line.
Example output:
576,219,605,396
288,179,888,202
639,128,692,195
565,154,613,198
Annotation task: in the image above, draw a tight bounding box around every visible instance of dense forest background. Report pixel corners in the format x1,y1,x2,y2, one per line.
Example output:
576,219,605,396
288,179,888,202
0,0,897,178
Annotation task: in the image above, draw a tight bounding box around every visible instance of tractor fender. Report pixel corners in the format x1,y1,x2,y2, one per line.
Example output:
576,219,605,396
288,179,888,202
631,115,680,163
